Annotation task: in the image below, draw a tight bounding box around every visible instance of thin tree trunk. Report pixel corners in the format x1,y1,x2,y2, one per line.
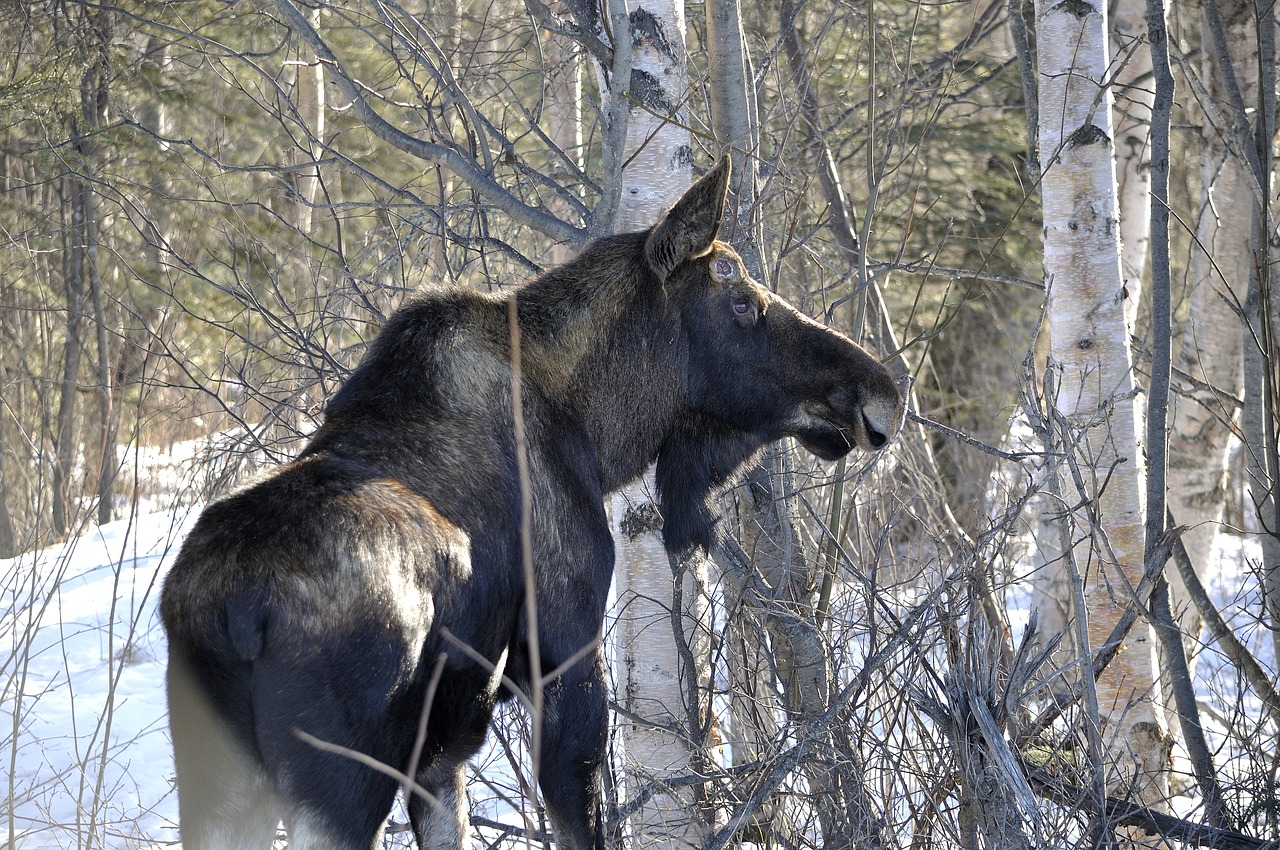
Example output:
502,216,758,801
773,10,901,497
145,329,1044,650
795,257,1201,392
85,181,115,527
1033,0,1171,821
707,1,856,844
1241,0,1280,694
283,5,324,235
72,6,115,529
53,173,87,538
1143,0,1227,819
1242,258,1280,682
1111,0,1154,331
0,333,17,552
544,14,584,267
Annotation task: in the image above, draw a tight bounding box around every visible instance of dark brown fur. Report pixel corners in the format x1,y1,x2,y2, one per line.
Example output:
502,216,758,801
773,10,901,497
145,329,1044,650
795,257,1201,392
160,158,903,850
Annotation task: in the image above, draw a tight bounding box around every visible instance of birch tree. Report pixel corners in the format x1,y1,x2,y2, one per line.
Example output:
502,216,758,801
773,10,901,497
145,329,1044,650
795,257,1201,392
598,3,714,847
1028,0,1153,701
1033,0,1171,817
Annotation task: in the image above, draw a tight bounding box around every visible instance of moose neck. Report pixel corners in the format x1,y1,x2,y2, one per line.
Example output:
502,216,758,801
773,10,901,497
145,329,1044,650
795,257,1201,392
514,233,688,494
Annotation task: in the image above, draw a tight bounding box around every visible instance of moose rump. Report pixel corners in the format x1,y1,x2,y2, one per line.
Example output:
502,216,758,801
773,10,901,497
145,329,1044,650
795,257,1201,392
160,156,903,850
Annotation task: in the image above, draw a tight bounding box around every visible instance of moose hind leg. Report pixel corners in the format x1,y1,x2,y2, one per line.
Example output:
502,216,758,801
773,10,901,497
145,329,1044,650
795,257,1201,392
271,754,397,850
167,657,281,850
284,807,391,850
408,761,470,850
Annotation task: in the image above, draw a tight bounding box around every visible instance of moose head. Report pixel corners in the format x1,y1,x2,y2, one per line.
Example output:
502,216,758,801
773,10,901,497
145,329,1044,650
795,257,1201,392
633,156,904,553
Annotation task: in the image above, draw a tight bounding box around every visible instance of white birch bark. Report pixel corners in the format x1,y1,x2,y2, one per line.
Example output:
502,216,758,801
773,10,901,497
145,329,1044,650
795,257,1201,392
1034,0,1171,812
610,4,692,234
603,4,711,847
1111,0,1154,331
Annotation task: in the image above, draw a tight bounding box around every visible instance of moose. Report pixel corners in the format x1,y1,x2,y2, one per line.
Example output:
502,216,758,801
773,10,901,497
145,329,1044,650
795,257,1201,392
160,157,903,850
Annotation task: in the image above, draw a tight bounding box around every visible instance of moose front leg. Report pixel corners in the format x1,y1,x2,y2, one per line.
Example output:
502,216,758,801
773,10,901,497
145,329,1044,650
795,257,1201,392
537,645,608,850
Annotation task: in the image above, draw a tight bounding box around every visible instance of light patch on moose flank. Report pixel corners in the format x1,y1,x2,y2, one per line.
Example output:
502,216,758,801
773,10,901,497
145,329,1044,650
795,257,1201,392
283,481,469,642
438,342,511,408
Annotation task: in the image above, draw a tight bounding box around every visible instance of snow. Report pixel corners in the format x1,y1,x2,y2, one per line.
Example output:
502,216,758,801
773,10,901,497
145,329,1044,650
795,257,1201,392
2,505,196,849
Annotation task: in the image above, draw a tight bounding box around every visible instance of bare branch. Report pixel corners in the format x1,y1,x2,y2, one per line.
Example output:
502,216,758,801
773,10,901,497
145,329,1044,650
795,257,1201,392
269,0,588,246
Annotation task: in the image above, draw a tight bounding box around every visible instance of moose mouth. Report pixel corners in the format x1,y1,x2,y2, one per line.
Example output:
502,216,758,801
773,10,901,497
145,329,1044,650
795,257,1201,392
794,403,892,460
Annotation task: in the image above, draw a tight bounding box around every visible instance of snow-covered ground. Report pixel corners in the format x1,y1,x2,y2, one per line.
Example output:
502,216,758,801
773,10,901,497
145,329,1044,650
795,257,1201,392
2,504,195,848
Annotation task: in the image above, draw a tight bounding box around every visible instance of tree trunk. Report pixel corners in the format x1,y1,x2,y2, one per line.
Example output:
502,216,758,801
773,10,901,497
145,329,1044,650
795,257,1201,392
1241,243,1280,702
1028,0,1157,705
53,172,87,538
1033,0,1171,820
610,7,692,234
82,10,115,528
1239,0,1280,692
1111,0,1154,332
603,4,711,847
86,179,116,527
544,15,584,267
706,1,856,844
0,357,17,553
283,5,325,235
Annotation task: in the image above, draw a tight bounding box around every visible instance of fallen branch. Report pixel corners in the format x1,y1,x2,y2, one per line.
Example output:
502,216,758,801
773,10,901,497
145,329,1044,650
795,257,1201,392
1023,760,1278,850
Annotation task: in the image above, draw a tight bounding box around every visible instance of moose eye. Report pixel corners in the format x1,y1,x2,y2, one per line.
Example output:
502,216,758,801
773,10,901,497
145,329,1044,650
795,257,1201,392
732,298,752,316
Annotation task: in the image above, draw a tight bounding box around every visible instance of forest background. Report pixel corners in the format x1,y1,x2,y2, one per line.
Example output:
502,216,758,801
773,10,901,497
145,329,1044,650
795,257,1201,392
1,0,1278,847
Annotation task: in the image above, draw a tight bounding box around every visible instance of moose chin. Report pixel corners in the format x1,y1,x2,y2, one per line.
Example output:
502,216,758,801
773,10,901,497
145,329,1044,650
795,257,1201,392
160,156,903,850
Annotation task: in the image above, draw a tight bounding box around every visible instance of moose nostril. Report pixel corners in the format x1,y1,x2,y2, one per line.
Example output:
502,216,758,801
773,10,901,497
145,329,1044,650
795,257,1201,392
863,414,889,450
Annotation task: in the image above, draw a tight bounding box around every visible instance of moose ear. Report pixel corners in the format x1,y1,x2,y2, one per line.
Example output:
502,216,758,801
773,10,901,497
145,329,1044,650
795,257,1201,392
644,156,731,282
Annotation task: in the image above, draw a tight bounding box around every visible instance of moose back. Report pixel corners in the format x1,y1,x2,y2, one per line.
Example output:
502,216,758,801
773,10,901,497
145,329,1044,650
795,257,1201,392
160,157,903,850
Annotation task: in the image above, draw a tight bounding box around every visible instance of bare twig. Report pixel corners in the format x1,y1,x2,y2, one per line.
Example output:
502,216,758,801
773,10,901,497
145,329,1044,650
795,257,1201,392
907,409,1040,462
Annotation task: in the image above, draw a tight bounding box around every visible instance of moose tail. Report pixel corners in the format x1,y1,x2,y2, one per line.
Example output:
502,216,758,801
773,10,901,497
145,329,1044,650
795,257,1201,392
224,585,270,662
